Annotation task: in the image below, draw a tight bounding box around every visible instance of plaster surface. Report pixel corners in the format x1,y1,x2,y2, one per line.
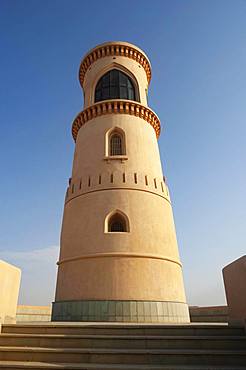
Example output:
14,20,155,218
223,255,246,327
0,260,21,325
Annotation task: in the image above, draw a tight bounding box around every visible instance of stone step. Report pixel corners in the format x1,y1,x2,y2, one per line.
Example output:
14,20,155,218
2,324,244,337
0,361,245,370
0,347,245,366
0,334,245,349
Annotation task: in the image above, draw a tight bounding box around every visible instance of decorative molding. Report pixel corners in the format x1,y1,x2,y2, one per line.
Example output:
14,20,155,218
103,155,128,163
66,187,171,206
72,100,161,141
57,252,182,267
79,43,151,87
65,172,170,204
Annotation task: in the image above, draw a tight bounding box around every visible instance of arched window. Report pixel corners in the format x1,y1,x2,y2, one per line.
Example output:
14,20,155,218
110,134,123,155
106,211,130,233
107,128,126,157
95,69,137,103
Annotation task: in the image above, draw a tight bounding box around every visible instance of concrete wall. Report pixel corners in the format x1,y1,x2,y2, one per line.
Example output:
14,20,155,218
223,255,246,327
16,306,51,322
0,260,21,324
189,305,228,323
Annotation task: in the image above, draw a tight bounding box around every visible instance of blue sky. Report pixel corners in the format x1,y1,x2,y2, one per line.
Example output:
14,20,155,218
0,0,245,306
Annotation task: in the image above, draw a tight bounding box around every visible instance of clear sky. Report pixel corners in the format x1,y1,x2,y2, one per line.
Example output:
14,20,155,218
0,0,245,306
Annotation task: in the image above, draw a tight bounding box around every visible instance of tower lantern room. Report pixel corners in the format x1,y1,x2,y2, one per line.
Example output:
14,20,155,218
52,41,190,323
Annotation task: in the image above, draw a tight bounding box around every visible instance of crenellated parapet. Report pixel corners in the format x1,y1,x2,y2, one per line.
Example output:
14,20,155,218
66,172,170,204
72,99,161,141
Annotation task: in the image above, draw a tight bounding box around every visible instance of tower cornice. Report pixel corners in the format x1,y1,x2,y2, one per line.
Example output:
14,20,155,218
72,99,161,141
79,41,152,88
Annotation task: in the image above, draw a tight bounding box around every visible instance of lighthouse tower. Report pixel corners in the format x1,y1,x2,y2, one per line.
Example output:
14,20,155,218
52,41,190,323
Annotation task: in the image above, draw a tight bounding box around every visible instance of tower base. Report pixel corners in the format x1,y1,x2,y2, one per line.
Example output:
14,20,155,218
51,300,190,323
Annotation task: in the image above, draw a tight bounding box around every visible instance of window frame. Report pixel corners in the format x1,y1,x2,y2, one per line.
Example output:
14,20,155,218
105,210,130,233
104,127,127,161
94,68,139,104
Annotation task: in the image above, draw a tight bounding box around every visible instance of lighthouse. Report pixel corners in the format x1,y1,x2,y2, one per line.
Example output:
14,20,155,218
52,41,190,323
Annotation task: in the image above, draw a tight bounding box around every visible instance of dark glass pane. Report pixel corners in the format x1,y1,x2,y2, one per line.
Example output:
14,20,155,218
102,72,110,87
128,87,135,100
110,86,119,99
110,69,119,86
120,86,128,99
95,90,101,102
119,71,127,86
102,87,110,100
127,78,133,88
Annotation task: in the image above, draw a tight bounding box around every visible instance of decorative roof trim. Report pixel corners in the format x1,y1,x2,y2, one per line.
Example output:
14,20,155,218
79,43,151,87
72,100,161,141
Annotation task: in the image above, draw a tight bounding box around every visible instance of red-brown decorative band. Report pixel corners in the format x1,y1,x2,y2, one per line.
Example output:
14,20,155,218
79,43,151,86
72,100,161,141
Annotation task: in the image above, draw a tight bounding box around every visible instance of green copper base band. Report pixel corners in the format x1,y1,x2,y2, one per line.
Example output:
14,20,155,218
51,300,190,323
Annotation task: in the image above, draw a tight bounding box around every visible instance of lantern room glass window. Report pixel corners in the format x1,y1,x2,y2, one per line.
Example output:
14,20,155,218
95,69,137,103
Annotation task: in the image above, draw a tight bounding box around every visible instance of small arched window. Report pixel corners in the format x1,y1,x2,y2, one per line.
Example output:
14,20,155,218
107,128,126,157
95,69,137,103
106,211,130,233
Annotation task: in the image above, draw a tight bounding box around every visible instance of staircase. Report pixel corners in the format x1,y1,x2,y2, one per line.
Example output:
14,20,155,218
0,323,245,369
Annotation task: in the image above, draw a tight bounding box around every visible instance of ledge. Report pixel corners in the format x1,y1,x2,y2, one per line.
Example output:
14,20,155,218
104,155,128,163
72,100,161,141
57,252,182,267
